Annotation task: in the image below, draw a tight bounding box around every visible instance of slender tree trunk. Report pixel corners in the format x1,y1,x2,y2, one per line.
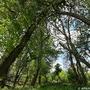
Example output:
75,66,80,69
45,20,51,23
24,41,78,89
31,68,40,86
70,41,87,84
76,59,87,85
23,75,29,87
45,75,48,83
38,75,41,85
69,53,80,82
13,66,24,88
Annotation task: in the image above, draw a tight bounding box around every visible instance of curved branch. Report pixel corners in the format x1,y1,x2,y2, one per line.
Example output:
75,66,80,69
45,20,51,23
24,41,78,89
56,11,90,25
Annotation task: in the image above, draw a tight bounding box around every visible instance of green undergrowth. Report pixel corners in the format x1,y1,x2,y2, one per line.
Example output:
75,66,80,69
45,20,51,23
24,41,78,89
0,83,90,90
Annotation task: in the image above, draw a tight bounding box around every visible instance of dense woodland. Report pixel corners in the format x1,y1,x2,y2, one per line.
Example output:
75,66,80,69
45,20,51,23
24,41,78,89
0,0,90,90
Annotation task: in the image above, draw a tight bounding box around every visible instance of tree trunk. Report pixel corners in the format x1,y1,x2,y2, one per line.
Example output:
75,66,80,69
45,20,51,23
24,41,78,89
70,41,90,68
23,75,29,87
0,24,36,77
13,66,24,88
69,53,80,82
45,75,48,83
38,75,41,85
76,58,87,85
70,41,87,84
31,68,40,86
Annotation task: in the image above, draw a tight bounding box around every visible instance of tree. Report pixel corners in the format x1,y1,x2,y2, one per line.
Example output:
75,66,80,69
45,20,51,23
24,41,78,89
0,0,90,88
54,63,62,76
53,63,62,82
47,0,89,84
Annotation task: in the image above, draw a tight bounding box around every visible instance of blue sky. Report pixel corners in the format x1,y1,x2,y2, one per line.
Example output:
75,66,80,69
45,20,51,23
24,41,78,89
51,54,70,72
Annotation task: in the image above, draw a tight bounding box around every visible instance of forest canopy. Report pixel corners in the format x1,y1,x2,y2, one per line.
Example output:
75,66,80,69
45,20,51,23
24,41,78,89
0,0,90,90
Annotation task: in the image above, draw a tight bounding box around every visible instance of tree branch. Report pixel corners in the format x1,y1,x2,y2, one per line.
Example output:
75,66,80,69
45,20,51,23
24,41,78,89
56,11,90,25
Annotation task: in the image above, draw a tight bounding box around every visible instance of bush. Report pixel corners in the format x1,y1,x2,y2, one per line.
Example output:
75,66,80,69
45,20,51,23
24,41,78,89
59,71,68,82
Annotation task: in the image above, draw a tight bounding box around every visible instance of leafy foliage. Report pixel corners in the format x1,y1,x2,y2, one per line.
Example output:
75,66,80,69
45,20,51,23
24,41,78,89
0,0,90,89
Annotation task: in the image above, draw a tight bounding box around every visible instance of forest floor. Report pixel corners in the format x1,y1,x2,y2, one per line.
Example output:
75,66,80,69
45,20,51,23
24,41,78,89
1,83,90,90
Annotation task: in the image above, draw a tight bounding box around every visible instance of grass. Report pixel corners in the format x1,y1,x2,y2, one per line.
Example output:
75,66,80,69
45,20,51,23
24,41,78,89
38,83,78,90
0,83,90,90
